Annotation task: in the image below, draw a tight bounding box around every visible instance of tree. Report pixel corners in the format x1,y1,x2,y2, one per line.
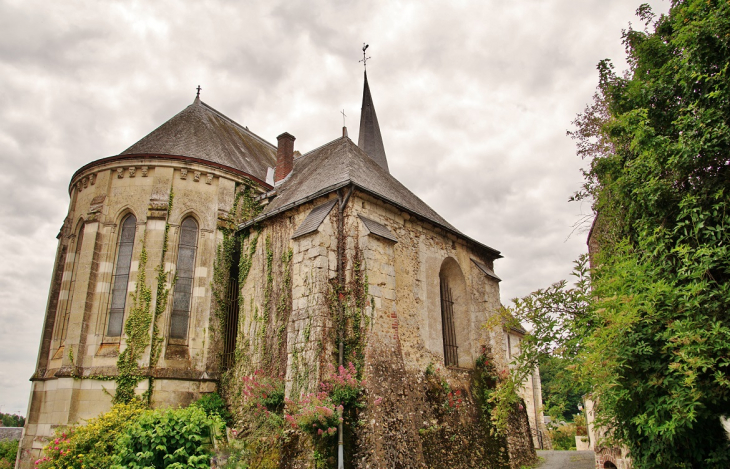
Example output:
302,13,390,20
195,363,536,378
502,1,730,467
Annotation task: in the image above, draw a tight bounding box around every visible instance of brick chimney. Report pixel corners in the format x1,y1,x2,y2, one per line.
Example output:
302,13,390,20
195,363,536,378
274,132,296,184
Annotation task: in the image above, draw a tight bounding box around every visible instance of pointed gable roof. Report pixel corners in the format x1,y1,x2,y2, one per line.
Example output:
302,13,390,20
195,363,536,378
240,137,500,258
120,97,277,181
357,72,389,173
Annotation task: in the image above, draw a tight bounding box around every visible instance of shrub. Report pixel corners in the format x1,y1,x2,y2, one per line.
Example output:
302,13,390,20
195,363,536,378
0,440,18,469
111,405,222,469
284,392,342,438
319,362,363,408
194,392,233,426
35,400,146,469
548,422,577,450
242,371,285,413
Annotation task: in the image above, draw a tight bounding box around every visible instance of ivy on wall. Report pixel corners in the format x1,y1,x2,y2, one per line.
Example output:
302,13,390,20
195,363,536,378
114,190,175,404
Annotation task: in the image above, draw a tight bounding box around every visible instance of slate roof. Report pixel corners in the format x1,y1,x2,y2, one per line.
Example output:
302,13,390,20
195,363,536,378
357,71,389,172
0,427,22,441
120,97,277,181
241,136,501,258
291,199,338,239
359,215,398,242
471,258,501,282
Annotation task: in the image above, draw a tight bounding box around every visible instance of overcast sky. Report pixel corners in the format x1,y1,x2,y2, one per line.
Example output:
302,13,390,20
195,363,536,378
0,0,669,416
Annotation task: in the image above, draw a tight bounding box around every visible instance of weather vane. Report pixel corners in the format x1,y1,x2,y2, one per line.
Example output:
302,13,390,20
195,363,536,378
359,43,370,70
196,85,202,98
341,109,347,127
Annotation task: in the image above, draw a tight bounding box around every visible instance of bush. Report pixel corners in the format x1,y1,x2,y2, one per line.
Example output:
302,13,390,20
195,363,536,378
241,371,285,413
35,400,146,469
111,405,222,469
0,440,18,469
194,392,233,426
284,392,342,438
548,423,577,450
320,362,363,408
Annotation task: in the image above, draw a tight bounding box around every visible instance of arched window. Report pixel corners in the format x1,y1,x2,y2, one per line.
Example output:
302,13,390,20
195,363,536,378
170,217,198,340
107,214,136,337
440,273,458,367
438,257,471,368
58,222,85,344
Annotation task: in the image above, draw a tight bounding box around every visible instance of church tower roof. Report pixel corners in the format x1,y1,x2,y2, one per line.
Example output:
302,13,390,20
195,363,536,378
357,71,389,173
119,97,277,181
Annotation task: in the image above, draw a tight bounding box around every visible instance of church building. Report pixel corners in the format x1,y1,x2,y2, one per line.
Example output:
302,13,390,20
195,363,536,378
19,71,545,468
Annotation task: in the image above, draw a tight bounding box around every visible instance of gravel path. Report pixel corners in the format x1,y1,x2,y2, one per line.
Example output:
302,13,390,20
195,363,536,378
536,450,595,469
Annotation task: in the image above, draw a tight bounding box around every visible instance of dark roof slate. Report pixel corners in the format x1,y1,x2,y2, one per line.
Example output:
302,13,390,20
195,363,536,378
0,427,22,441
357,71,389,172
471,258,501,282
242,136,500,257
291,199,338,239
263,137,456,230
120,98,277,181
359,215,398,242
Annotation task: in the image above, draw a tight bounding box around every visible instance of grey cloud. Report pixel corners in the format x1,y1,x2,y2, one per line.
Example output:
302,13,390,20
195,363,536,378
0,0,669,414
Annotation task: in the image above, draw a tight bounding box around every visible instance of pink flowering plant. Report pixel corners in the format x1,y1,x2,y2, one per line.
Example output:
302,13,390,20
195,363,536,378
319,362,364,408
235,371,286,439
284,392,343,438
241,370,285,413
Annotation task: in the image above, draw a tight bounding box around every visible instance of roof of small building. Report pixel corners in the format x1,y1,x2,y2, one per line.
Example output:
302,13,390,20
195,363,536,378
0,427,22,441
120,97,277,182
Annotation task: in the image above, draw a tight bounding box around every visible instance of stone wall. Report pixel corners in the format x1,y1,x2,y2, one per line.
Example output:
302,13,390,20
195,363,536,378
221,188,536,468
18,158,254,468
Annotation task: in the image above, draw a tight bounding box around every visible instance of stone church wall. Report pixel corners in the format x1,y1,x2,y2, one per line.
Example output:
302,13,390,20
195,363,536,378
220,187,536,468
18,158,251,468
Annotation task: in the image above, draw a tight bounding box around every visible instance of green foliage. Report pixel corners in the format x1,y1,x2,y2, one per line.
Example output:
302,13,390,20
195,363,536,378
194,392,233,426
0,440,18,469
111,405,221,469
319,362,364,409
548,422,577,451
539,354,587,422
35,401,146,469
114,242,152,404
115,190,174,404
0,412,24,427
573,1,730,466
505,2,730,466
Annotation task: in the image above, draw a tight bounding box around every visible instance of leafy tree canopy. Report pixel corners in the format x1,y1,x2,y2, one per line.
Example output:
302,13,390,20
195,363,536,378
500,1,730,467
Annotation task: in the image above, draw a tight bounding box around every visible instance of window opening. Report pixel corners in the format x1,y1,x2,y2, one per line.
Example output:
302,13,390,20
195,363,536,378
58,223,85,344
440,276,458,367
222,236,241,370
107,215,136,337
170,217,198,339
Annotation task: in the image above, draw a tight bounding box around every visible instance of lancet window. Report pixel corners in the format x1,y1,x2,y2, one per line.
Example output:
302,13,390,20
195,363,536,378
170,217,198,339
107,214,136,337
440,275,459,367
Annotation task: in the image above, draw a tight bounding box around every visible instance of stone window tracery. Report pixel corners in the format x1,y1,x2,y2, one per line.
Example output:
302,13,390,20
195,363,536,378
170,217,198,340
107,214,136,337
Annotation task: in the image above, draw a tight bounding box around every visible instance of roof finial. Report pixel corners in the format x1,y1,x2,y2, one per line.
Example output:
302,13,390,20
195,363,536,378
359,43,370,70
196,85,202,98
341,109,347,127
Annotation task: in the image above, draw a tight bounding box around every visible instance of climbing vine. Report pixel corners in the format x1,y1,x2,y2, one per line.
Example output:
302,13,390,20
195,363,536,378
327,231,371,376
114,190,176,404
114,242,152,404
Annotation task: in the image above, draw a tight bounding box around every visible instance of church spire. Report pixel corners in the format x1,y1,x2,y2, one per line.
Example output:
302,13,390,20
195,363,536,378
357,70,389,172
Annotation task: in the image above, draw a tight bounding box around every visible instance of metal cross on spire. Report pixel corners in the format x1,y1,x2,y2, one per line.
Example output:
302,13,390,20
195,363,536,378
359,43,370,70
341,109,347,127
196,85,202,98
